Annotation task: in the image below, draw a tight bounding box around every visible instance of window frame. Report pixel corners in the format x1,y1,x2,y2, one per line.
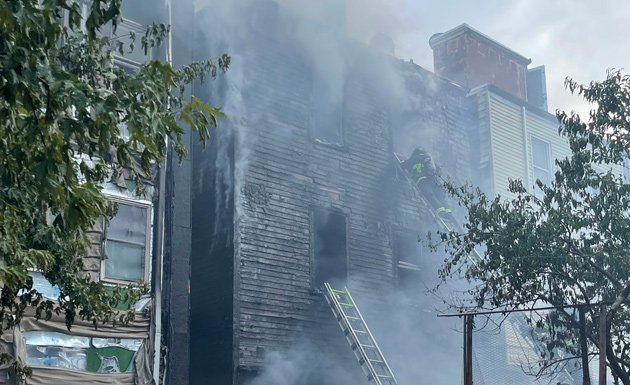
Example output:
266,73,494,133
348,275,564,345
393,230,423,272
100,196,152,284
392,229,422,291
309,73,345,146
310,207,349,289
530,135,553,187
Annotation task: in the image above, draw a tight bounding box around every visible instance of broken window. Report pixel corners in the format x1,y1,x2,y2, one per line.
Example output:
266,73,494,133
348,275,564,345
310,73,344,144
394,231,423,290
102,199,151,283
313,208,347,288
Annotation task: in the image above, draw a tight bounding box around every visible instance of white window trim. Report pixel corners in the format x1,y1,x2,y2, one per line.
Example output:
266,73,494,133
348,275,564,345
100,195,152,284
530,135,553,187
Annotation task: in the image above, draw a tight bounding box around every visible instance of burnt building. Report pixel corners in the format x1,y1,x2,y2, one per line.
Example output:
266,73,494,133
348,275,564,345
162,2,477,385
161,3,575,385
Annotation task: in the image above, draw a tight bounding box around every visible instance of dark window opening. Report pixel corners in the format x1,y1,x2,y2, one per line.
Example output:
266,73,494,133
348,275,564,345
394,232,423,290
313,209,347,288
310,75,343,144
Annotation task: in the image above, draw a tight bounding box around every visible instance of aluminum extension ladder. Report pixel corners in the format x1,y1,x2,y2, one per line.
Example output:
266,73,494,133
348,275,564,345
323,283,399,385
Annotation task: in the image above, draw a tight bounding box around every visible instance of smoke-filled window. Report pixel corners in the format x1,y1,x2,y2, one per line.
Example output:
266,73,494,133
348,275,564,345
312,208,347,288
310,75,344,144
394,232,422,289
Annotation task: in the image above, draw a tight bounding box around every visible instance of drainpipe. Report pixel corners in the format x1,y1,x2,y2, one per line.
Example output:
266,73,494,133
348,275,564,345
153,133,166,385
152,1,172,383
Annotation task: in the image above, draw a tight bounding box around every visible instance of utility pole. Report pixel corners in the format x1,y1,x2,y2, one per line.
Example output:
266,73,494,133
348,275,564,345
463,314,473,385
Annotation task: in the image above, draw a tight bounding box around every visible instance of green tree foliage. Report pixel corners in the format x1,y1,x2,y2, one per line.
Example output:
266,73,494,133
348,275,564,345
0,0,227,355
438,70,630,383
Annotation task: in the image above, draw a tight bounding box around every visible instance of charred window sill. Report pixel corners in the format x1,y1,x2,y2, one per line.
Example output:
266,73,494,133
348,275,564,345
312,138,348,151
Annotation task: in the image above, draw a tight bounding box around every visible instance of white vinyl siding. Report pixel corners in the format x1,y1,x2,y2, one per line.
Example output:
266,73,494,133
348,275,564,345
487,93,526,200
484,91,571,200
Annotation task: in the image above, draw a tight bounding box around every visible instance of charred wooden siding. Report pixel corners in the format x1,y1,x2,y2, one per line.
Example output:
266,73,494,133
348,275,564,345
231,31,403,378
187,4,480,384
392,63,478,186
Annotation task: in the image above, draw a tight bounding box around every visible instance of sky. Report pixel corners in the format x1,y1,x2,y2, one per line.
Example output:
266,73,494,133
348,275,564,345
345,0,630,117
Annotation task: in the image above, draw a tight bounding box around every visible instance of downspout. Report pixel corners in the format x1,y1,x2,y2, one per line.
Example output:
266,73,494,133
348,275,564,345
152,1,172,383
153,123,166,385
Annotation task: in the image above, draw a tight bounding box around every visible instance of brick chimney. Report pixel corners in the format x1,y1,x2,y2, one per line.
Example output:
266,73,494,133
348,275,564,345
429,24,531,101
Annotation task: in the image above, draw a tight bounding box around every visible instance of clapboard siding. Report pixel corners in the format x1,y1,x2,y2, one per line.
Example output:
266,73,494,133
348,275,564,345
488,93,527,200
483,89,575,200
231,27,402,369
190,9,478,382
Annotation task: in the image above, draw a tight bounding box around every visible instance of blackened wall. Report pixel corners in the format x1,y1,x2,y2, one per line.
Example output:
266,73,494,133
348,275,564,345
189,128,236,385
227,8,406,379
163,1,195,384
392,62,478,187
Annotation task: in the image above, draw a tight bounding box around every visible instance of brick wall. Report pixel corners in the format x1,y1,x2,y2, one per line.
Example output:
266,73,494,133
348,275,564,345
432,28,529,101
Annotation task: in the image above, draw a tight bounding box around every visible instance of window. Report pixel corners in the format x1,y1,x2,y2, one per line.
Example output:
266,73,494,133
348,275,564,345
312,208,347,288
310,75,344,144
394,232,422,290
102,199,151,283
531,136,552,187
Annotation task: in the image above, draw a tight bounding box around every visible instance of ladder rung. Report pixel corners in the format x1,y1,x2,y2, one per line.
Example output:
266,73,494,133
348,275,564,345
369,359,384,364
